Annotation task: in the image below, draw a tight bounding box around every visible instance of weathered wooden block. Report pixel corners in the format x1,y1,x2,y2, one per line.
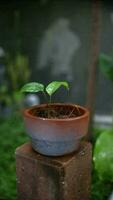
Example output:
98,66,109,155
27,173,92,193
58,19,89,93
16,142,92,200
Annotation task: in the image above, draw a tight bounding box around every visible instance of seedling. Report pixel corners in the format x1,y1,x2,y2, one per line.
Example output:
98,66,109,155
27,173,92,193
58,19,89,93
21,81,81,118
21,81,69,103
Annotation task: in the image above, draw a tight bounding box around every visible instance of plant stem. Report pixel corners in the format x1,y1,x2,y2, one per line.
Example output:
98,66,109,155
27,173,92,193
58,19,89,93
43,91,48,103
49,95,52,104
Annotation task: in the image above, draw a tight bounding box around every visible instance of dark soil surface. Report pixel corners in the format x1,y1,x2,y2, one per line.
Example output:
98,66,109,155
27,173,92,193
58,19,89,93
30,105,83,119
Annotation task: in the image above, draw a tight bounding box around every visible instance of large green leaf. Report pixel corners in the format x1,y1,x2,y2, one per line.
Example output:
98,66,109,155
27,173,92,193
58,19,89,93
21,82,44,93
46,81,69,96
93,130,113,181
99,53,113,82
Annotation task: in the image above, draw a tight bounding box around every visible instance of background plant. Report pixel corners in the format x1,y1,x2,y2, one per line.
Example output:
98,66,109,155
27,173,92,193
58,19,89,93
0,10,31,111
0,52,30,113
92,53,113,199
0,113,28,200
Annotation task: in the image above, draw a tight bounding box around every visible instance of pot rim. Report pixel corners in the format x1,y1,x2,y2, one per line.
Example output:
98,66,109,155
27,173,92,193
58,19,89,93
23,103,89,122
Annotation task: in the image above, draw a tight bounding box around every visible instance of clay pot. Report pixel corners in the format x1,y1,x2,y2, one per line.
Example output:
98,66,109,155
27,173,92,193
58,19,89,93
23,103,89,156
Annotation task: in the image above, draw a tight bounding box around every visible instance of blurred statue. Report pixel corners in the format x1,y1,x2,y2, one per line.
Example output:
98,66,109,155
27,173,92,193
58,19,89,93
110,12,113,24
38,18,81,80
109,192,113,200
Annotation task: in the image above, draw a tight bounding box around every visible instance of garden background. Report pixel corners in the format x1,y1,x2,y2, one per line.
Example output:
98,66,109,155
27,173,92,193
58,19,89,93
0,0,113,199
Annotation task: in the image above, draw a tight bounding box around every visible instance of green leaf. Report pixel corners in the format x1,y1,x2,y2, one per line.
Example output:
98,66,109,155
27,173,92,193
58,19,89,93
99,53,113,82
20,82,44,93
46,81,69,96
93,130,113,182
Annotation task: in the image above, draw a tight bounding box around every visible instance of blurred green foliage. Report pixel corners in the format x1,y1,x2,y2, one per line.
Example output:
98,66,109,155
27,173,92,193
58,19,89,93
6,53,30,91
0,113,28,199
92,129,113,200
0,52,30,109
0,85,12,106
93,130,113,182
0,10,31,109
91,169,113,200
99,53,113,82
91,52,113,199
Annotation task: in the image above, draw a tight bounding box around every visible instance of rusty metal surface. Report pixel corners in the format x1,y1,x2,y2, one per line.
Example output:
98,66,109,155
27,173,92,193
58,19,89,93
16,142,92,200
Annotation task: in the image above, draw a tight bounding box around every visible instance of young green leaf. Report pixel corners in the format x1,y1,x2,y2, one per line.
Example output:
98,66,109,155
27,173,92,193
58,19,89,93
46,81,69,96
21,82,44,93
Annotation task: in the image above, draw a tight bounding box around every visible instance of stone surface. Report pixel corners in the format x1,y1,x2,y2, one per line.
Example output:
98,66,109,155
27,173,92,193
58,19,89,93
16,142,92,200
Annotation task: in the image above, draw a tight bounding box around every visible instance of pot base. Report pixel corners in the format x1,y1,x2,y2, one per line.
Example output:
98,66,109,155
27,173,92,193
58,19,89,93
31,138,80,156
